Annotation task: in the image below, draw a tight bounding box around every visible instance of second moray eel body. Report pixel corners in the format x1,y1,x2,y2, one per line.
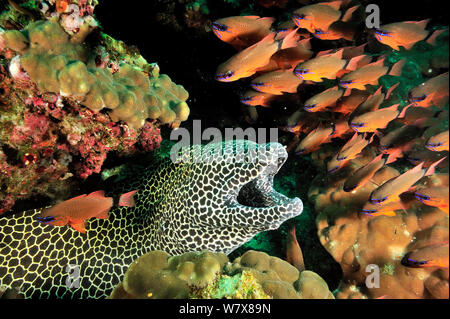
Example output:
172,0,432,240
0,140,303,298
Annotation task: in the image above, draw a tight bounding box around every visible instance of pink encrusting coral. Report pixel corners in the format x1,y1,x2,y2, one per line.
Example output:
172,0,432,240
0,1,187,214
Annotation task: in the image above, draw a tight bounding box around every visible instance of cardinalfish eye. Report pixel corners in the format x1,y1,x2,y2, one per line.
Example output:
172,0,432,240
339,80,353,88
426,142,443,151
375,29,392,41
303,104,317,112
410,94,428,103
240,96,254,105
251,82,269,91
216,70,235,81
414,192,431,203
337,155,348,161
36,216,56,223
370,196,388,205
350,122,365,132
295,148,306,155
212,22,228,32
401,255,428,267
292,13,308,22
314,29,328,38
361,209,376,216
294,68,313,79
328,166,339,174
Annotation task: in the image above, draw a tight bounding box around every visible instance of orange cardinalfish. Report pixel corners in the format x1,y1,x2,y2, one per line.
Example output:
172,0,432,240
374,20,443,51
409,72,449,108
313,20,358,41
36,190,138,233
339,58,405,90
351,84,400,118
286,225,305,272
401,243,449,268
379,124,425,152
334,89,371,114
292,1,358,34
251,68,303,95
369,157,446,206
415,186,449,214
295,124,334,155
268,38,314,70
211,16,274,49
426,131,449,152
304,86,348,112
240,90,276,107
216,29,298,82
327,133,374,173
293,49,363,82
344,152,400,192
406,149,448,168
360,200,407,217
349,103,411,133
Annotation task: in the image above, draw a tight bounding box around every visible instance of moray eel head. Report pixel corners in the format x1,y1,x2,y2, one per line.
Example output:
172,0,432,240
162,139,303,254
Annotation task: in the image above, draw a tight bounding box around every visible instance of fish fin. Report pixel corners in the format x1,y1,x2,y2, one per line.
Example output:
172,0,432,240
385,83,400,99
323,86,340,93
385,149,402,164
119,190,138,207
243,16,261,20
280,28,299,50
401,43,416,50
257,17,275,28
298,37,312,50
319,0,342,10
87,190,106,198
341,5,359,22
343,88,352,96
398,104,411,119
372,86,383,97
70,220,86,233
370,153,384,165
66,194,88,201
385,211,397,217
425,157,447,176
257,32,276,46
406,19,430,29
96,209,109,220
407,162,425,177
426,29,447,45
316,49,334,57
345,55,368,71
383,103,400,113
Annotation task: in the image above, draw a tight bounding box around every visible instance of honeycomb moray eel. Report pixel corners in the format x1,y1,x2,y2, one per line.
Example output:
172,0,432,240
0,140,303,298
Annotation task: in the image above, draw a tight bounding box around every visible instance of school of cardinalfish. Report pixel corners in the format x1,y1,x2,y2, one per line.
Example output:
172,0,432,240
212,0,449,272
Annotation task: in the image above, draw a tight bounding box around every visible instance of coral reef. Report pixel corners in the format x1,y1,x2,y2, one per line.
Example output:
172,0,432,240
110,250,333,299
0,1,189,213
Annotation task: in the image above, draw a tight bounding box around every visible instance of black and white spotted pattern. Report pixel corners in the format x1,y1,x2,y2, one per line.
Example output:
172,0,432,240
0,140,303,298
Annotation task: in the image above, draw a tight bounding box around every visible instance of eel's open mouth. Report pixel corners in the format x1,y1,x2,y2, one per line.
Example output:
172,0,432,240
225,142,303,228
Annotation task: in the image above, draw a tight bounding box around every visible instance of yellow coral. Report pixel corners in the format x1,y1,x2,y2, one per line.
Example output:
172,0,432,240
3,20,189,129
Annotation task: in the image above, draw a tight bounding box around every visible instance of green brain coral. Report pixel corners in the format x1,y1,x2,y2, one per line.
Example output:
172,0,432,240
109,250,334,299
2,20,189,129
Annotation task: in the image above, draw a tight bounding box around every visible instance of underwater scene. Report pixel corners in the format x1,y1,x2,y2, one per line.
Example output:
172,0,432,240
0,0,448,302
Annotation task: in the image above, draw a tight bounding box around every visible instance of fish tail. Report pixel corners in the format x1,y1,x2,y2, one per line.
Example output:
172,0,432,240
279,28,299,50
118,190,138,207
345,55,367,71
341,5,359,22
425,157,447,177
385,83,400,100
385,149,402,164
426,29,447,46
397,103,412,119
388,59,406,76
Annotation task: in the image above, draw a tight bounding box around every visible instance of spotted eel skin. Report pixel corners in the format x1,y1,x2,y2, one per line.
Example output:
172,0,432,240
0,140,303,298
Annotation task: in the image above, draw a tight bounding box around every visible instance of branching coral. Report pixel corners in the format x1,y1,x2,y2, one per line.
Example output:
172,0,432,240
110,250,334,299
